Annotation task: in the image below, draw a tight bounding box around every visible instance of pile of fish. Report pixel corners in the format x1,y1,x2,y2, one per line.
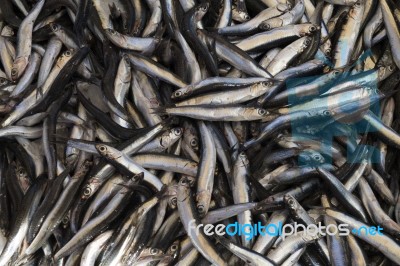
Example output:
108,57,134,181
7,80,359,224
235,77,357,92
1,0,400,265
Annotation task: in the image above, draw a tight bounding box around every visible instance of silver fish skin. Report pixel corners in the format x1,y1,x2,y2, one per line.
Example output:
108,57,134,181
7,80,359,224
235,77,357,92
177,177,227,266
11,0,45,81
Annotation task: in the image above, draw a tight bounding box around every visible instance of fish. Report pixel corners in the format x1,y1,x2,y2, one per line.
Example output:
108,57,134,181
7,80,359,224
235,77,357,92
0,0,399,265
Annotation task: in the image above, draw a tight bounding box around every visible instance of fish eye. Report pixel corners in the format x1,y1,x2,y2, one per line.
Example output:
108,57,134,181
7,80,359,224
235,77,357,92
313,155,322,161
199,4,208,12
180,178,187,185
323,110,331,116
244,14,250,20
50,23,59,31
197,204,205,213
65,50,72,56
109,29,116,35
150,248,158,255
83,187,91,196
98,145,107,152
310,26,317,32
261,23,271,30
388,65,395,72
262,81,271,87
0,78,6,85
258,109,266,115
171,245,178,251
174,128,182,136
123,56,130,65
287,198,295,207
325,49,332,56
62,216,69,224
190,139,198,147
333,70,340,75
304,39,311,46
170,197,177,207
11,68,18,76
174,91,182,97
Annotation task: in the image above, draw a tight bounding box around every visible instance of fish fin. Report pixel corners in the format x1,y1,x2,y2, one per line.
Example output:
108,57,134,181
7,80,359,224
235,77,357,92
205,27,218,33
247,173,271,199
115,172,144,187
226,142,239,155
160,116,179,127
235,0,247,13
49,134,70,143
132,172,144,182
156,184,170,199
382,87,399,99
213,235,231,248
86,76,102,86
114,184,148,193
108,3,120,19
312,206,328,216
150,106,168,115
35,86,44,99
154,24,165,40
